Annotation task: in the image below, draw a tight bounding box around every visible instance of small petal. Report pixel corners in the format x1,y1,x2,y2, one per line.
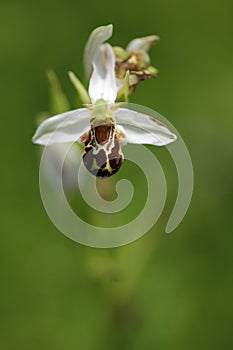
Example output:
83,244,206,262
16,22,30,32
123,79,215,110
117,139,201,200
116,78,124,92
88,43,117,103
68,71,91,104
113,46,129,60
117,70,130,101
83,24,113,80
47,69,70,114
115,108,177,146
126,35,160,53
32,109,90,146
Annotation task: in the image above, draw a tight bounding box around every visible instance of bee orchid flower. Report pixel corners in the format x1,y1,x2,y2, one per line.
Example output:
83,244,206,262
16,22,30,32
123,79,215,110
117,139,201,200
32,43,176,178
114,35,160,93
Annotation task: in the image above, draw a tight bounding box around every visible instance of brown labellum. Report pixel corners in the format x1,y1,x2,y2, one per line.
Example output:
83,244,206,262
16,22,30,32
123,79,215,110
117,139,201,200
82,124,124,178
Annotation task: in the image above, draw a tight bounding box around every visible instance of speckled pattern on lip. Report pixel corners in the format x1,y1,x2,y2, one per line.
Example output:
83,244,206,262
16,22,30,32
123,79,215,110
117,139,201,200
82,122,124,178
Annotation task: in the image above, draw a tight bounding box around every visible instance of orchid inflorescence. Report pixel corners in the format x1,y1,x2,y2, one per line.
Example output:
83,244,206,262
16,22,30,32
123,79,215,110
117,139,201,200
32,24,177,178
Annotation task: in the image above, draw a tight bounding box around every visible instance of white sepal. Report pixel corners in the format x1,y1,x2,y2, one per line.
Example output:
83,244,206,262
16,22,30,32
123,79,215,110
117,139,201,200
88,43,117,103
32,109,90,146
115,108,177,146
83,24,113,80
126,35,160,53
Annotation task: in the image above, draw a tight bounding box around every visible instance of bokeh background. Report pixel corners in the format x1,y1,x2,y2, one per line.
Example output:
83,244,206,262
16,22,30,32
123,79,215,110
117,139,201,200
1,0,233,349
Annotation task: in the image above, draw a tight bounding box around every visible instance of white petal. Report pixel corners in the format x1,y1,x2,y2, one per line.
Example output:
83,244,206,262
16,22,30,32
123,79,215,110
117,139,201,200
88,43,117,103
126,35,160,53
83,24,113,80
114,108,177,146
32,108,90,146
116,75,138,92
116,78,124,92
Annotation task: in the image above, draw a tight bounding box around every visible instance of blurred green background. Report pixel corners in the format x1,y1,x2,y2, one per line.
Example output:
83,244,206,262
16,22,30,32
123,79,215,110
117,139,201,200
1,0,233,349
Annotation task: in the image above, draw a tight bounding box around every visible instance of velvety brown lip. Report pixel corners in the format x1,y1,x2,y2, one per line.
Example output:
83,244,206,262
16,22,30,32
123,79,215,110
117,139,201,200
82,124,124,178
